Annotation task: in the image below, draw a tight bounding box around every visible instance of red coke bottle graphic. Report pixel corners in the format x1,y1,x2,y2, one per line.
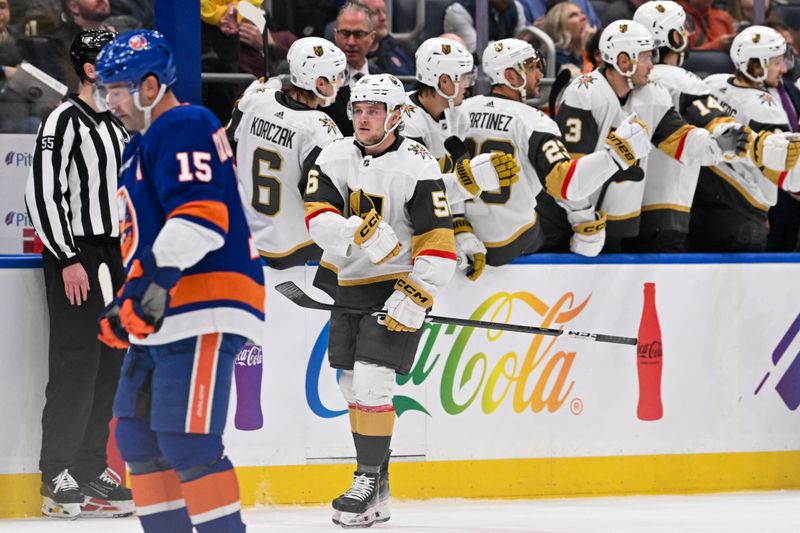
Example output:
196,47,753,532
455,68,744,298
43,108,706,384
637,282,663,421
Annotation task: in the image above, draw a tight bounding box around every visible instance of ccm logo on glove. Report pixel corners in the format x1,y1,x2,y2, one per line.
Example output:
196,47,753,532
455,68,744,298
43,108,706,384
395,278,432,308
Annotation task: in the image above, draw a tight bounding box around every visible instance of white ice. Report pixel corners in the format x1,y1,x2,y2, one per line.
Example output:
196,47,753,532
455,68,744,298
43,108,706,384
3,491,798,532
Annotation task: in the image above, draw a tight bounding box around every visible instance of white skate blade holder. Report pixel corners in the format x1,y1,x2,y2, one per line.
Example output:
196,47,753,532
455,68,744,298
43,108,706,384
42,498,81,520
332,508,380,529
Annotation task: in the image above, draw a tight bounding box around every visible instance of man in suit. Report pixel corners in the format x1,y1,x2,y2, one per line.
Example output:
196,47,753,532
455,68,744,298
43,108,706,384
321,1,375,136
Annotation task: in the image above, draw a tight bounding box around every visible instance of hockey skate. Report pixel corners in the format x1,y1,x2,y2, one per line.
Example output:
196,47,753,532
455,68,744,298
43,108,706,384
374,451,391,524
331,471,380,528
41,469,84,519
78,467,135,518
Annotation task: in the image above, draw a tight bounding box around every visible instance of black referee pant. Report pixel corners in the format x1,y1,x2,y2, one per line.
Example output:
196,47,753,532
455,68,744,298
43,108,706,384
39,236,126,483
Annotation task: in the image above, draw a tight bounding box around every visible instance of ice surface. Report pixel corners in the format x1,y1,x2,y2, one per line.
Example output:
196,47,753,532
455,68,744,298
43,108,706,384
3,491,798,532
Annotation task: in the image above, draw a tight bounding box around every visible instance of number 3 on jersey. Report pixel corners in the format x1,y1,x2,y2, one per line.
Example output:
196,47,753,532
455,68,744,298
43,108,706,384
252,147,283,216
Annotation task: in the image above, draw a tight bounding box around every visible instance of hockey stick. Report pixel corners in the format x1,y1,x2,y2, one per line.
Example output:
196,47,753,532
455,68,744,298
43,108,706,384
275,281,637,346
548,69,572,117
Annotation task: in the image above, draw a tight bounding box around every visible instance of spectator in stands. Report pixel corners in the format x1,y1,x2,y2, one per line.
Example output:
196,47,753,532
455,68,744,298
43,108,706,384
731,0,780,31
599,0,647,27
520,0,601,27
322,1,376,135
359,0,414,76
679,0,735,50
271,0,338,39
236,6,298,78
769,21,800,81
0,0,30,133
541,1,593,76
443,0,526,54
100,15,141,34
584,25,603,70
200,0,262,123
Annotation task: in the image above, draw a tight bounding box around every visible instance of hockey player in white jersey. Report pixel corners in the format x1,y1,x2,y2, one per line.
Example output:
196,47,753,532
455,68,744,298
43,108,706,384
403,36,520,278
229,37,346,268
544,20,748,255
694,26,800,251
633,1,751,252
460,38,653,266
304,74,456,528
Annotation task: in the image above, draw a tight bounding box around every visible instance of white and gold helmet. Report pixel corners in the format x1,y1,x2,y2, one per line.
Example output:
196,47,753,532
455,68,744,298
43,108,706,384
599,20,654,79
633,1,689,54
482,38,542,99
730,25,787,84
287,37,346,106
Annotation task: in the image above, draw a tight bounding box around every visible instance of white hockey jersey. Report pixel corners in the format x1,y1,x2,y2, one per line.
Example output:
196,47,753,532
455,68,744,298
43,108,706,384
232,86,342,268
458,94,553,264
304,135,456,307
401,91,469,162
401,91,481,205
702,74,798,210
555,69,719,241
643,64,736,234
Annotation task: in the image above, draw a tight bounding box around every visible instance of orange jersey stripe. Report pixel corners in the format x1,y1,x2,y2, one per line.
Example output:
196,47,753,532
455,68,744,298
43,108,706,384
187,333,221,434
170,272,265,313
168,200,230,233
130,470,183,508
182,468,241,518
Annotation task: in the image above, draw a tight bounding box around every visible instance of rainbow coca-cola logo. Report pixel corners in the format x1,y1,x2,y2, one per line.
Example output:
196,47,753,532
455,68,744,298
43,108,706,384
306,290,588,418
755,311,800,410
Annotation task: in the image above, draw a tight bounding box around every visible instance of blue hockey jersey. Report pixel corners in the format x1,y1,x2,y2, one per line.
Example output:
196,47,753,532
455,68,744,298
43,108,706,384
117,105,265,345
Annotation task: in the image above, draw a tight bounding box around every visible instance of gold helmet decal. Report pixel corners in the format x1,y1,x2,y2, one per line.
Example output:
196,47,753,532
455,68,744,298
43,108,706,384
495,42,504,52
314,45,324,57
442,43,451,54
389,75,400,85
752,33,761,43
655,3,666,12
619,23,628,33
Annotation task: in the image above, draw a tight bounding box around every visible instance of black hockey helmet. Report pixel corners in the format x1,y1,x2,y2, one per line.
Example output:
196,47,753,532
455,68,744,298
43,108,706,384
70,30,118,81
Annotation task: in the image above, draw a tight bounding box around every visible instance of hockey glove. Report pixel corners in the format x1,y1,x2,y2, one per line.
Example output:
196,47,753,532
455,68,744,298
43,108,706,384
750,130,800,171
712,122,751,161
605,113,651,169
118,246,182,339
383,278,432,333
453,217,487,281
454,153,520,196
569,209,606,257
344,190,401,264
98,301,129,349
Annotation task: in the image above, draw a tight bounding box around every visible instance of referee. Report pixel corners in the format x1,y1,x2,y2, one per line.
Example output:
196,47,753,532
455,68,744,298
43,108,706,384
24,30,133,519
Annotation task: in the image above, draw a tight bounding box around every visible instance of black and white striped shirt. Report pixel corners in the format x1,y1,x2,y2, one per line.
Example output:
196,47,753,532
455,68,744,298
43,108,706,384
25,94,128,264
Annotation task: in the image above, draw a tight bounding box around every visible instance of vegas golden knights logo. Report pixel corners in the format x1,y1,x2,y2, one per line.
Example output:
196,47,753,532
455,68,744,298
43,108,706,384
752,33,761,43
389,75,400,85
619,23,628,33
442,43,451,54
313,45,324,56
495,42,504,52
655,3,666,12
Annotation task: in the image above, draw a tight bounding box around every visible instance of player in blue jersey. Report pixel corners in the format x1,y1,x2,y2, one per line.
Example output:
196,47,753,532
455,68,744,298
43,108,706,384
95,30,265,533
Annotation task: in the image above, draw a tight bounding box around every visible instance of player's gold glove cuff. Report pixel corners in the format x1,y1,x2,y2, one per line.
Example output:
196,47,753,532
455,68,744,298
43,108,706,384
573,210,607,235
394,278,434,310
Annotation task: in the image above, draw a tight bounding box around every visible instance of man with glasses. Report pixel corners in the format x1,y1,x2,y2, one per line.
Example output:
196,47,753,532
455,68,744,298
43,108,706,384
323,1,376,135
697,26,800,251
